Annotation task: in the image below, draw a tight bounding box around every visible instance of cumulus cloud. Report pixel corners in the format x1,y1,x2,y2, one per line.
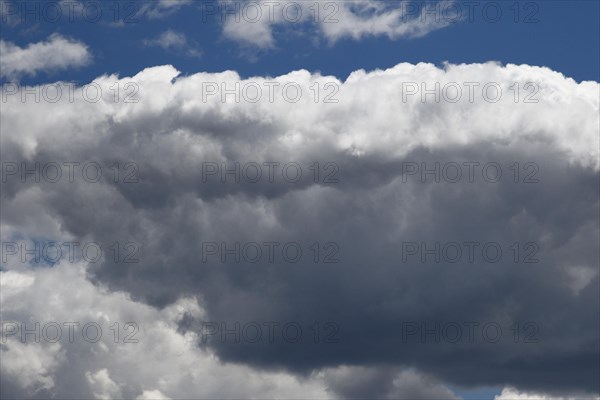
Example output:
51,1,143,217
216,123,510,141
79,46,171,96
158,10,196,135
0,264,332,399
0,34,91,80
1,61,598,398
0,261,459,398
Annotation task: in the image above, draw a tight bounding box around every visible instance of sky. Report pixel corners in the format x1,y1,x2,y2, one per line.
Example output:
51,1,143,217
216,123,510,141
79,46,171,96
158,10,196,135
1,1,599,400
1,0,599,85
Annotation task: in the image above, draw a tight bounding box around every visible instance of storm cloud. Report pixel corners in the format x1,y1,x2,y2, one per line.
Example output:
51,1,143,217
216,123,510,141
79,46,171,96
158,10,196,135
1,61,598,398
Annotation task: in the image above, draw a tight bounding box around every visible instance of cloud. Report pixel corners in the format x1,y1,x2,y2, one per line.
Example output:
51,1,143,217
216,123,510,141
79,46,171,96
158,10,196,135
143,30,202,57
220,0,456,49
144,30,188,49
136,390,171,400
134,0,192,19
1,62,598,398
0,262,459,398
0,264,332,399
0,34,91,80
319,0,455,42
85,369,123,400
495,387,600,400
323,366,460,399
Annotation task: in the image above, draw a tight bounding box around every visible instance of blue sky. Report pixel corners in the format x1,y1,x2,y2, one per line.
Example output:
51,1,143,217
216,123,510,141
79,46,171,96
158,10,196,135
1,0,599,86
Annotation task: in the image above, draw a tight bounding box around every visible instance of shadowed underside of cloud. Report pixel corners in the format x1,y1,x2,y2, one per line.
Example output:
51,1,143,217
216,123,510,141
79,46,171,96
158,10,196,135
1,62,599,399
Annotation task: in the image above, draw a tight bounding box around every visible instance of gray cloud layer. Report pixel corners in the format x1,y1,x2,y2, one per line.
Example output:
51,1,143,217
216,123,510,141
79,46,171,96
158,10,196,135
1,62,598,398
